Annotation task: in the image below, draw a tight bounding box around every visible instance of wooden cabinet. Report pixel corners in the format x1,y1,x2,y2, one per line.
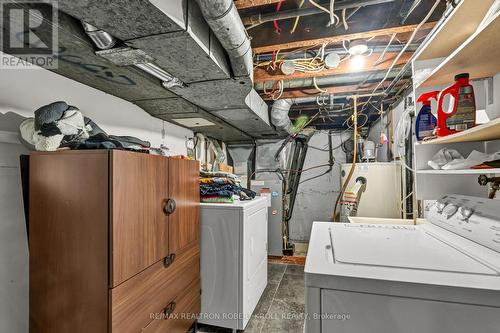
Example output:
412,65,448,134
29,150,200,333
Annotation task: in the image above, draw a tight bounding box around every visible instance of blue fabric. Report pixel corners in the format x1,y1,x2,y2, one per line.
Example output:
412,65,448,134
200,183,241,197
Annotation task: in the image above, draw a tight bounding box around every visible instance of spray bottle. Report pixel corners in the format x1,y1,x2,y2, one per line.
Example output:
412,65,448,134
436,73,476,137
416,91,439,141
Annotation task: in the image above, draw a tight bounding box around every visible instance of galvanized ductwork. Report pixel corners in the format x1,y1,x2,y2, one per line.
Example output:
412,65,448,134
194,0,253,78
81,21,116,49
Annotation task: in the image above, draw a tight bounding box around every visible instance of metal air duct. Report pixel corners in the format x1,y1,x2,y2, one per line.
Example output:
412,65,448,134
194,0,252,78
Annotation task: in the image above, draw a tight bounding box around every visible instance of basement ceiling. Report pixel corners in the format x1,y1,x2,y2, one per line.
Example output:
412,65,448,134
240,0,446,130
1,0,448,137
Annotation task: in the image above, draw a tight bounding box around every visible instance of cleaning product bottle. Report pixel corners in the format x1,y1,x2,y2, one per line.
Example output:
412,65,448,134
436,73,476,137
416,91,439,141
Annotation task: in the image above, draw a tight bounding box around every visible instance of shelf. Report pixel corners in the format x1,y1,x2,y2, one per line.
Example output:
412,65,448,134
419,116,500,145
417,11,500,88
417,168,500,175
415,0,496,62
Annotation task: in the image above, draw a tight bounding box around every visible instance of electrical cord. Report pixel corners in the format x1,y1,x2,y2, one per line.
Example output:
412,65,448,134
333,97,359,221
362,0,441,110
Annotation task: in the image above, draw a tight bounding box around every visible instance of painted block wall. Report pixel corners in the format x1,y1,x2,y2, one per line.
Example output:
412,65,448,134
289,131,350,241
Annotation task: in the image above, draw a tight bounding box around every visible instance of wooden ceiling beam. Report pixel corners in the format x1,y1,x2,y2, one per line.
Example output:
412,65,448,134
252,22,436,54
260,80,408,100
234,0,281,9
254,51,413,83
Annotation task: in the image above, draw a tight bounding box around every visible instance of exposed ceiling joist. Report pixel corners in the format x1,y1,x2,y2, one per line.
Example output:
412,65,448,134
260,78,410,100
252,21,436,54
254,51,413,82
241,0,395,26
234,0,281,9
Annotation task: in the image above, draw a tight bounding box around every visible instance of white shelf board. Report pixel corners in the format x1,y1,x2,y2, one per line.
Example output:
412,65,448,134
415,0,496,62
419,117,500,145
417,11,500,88
417,168,500,175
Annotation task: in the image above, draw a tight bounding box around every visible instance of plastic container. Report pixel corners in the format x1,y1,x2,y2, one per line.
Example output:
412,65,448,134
416,91,439,141
436,73,476,137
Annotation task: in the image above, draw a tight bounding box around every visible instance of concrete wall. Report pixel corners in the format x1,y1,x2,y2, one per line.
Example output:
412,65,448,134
0,52,192,333
289,131,350,242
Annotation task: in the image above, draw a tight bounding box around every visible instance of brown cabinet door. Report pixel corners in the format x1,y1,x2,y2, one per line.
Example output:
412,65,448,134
111,151,169,286
168,159,200,253
30,151,109,333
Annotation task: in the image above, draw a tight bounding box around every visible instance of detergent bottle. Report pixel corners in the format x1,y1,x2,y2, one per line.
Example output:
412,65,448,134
436,73,476,137
416,91,439,141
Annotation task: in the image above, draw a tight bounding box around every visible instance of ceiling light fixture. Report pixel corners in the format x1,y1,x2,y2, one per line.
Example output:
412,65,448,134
134,62,186,89
348,40,369,56
350,55,365,71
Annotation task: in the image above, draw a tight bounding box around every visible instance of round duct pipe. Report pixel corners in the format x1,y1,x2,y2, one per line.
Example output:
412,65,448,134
194,0,253,78
81,21,116,50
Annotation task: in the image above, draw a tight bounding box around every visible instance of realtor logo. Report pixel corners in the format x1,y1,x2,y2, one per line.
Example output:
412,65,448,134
0,0,58,69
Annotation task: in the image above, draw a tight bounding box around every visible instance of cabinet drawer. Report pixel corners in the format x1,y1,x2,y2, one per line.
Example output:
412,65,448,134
111,245,199,333
142,279,201,333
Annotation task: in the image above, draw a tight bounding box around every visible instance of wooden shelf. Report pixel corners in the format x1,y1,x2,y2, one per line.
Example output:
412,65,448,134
415,0,496,62
419,116,500,145
418,11,500,88
417,168,500,175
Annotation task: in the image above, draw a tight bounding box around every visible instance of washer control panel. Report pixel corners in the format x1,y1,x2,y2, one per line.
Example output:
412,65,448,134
427,194,500,253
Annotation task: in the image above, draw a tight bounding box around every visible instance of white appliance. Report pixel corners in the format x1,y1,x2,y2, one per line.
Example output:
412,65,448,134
341,162,402,219
199,197,268,331
305,194,500,333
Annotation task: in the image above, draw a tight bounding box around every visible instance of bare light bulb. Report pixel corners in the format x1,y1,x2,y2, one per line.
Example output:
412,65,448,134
350,55,365,71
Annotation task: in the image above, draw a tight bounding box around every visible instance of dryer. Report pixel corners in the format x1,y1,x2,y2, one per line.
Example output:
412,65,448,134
305,194,500,333
199,197,268,331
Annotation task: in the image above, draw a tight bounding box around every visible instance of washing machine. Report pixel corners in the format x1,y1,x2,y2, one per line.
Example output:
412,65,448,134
305,194,500,333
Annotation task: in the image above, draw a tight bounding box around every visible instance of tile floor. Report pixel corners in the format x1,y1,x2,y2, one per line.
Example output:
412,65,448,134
195,262,306,333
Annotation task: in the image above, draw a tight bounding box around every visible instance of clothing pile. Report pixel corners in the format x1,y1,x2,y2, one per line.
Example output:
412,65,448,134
19,101,151,152
200,171,256,203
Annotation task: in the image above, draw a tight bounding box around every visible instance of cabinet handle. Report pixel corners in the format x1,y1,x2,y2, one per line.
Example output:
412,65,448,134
163,253,176,268
162,301,176,319
163,198,176,215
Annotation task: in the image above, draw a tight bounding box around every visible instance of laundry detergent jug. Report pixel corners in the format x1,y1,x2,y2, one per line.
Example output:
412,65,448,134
436,73,476,137
416,91,439,141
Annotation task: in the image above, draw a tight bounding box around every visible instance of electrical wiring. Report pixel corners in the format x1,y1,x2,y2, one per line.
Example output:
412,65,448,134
362,0,441,110
309,0,339,25
272,80,284,100
273,0,284,33
329,0,340,26
342,8,348,30
313,77,328,93
291,0,306,34
333,97,359,221
374,32,396,65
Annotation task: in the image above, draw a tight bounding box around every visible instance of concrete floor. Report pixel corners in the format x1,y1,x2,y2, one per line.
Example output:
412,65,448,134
195,262,306,333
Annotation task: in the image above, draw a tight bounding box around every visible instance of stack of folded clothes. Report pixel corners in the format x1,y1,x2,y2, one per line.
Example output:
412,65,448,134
200,171,256,203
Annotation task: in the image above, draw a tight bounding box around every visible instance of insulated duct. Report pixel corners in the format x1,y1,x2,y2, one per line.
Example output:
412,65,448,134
271,99,295,134
271,94,350,134
194,0,253,78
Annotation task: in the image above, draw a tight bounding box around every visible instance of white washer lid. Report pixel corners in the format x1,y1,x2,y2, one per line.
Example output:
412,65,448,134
332,224,498,275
